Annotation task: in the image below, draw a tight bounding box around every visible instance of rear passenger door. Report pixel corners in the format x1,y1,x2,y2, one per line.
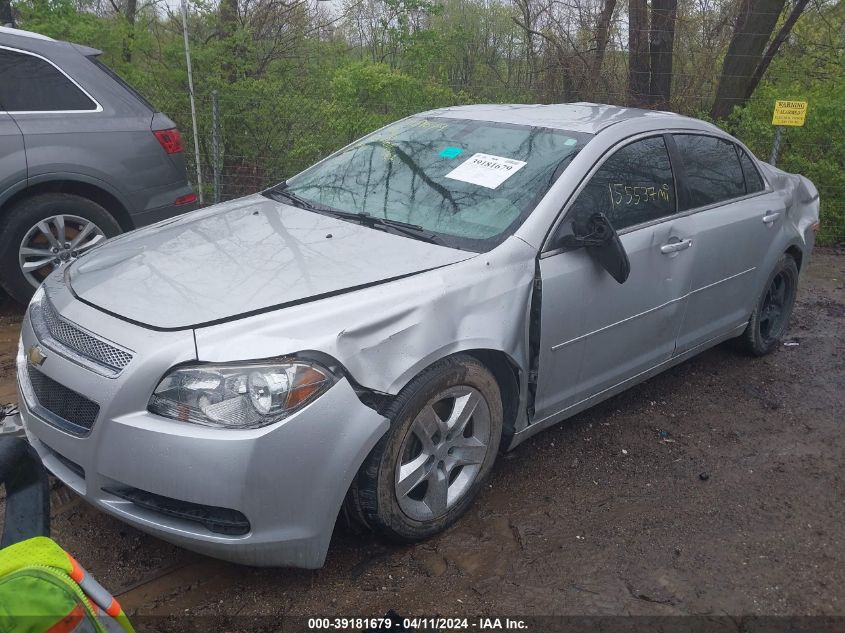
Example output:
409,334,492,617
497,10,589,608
0,51,28,198
0,110,26,200
0,45,103,186
671,134,781,353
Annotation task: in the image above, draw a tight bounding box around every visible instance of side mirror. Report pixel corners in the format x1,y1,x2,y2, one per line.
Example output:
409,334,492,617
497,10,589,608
567,212,631,284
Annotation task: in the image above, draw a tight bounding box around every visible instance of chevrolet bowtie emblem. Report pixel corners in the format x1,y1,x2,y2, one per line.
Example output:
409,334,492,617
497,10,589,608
27,344,47,367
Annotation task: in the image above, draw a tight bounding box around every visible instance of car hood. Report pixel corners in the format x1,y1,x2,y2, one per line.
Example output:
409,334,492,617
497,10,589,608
67,194,475,330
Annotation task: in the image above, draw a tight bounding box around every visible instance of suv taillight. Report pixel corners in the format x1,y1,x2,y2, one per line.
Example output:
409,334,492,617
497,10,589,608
153,128,184,154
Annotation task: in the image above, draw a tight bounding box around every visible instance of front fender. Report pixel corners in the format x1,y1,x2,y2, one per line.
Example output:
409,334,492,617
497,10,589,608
194,237,537,399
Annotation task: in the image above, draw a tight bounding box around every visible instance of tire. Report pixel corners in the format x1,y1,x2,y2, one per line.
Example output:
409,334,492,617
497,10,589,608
0,193,121,305
738,253,799,356
348,354,503,542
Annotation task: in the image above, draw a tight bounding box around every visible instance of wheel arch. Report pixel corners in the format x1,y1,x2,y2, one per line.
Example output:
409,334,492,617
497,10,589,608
462,349,522,446
785,244,803,272
358,347,524,447
0,178,133,231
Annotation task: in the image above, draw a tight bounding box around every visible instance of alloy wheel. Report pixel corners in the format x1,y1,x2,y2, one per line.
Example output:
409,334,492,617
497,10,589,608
18,215,107,288
394,385,492,521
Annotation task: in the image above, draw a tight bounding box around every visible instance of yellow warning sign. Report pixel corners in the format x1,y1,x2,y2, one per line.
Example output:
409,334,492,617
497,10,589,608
772,100,808,126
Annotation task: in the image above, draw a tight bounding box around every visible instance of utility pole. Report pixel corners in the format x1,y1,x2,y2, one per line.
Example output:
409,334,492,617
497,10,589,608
180,0,204,204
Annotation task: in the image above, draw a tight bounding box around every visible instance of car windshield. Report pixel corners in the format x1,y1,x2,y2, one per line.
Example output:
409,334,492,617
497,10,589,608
280,116,591,251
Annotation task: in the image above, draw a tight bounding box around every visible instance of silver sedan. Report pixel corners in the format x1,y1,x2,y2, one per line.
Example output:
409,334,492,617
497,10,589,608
17,104,819,568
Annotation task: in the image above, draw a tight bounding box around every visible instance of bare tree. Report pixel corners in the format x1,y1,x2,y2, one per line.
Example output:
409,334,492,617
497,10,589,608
123,0,137,62
744,0,812,98
710,0,787,119
648,0,677,108
592,0,618,85
628,0,650,106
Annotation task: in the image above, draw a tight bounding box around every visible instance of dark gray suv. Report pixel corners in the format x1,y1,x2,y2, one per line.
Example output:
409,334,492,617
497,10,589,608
0,26,196,304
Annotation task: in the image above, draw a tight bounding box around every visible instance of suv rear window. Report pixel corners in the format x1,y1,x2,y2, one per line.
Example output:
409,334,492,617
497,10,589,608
0,47,97,112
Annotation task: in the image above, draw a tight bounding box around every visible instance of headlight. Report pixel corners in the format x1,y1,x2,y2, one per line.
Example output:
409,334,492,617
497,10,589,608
148,359,336,428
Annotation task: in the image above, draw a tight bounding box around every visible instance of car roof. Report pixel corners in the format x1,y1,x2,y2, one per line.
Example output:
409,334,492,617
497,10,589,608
0,26,54,41
0,26,101,56
423,102,714,135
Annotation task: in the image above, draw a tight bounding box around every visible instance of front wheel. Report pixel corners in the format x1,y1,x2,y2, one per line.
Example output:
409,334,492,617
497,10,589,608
348,354,503,542
738,254,799,356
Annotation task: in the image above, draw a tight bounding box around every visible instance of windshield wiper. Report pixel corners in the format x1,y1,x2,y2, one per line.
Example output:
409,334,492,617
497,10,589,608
347,213,442,244
263,183,336,214
321,211,440,245
265,184,442,245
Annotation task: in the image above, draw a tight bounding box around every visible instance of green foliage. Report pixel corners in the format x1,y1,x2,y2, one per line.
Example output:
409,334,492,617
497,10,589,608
9,0,844,243
727,2,845,245
731,84,844,245
323,61,457,143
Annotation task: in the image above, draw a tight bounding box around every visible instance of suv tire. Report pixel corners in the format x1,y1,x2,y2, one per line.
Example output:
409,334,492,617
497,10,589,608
0,193,121,304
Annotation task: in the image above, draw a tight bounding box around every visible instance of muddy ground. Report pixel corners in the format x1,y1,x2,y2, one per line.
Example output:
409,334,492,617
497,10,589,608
0,248,843,626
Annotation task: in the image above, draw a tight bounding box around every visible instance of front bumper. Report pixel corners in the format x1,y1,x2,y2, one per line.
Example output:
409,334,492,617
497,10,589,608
17,280,388,568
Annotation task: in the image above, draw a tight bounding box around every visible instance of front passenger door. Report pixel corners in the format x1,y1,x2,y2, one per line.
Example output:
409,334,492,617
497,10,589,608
534,135,696,421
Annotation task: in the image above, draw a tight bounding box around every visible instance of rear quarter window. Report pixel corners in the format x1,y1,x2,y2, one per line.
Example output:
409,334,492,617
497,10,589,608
0,47,98,112
87,55,156,112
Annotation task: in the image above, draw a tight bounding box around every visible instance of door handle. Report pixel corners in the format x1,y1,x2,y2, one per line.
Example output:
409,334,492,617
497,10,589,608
660,239,693,254
763,211,782,225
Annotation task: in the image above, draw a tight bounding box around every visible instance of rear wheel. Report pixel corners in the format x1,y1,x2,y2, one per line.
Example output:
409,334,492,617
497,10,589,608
348,355,503,542
738,254,799,356
0,193,120,304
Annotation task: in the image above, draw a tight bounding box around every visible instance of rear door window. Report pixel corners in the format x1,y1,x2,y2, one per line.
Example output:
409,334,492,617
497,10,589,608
567,135,677,232
674,134,745,209
0,48,98,112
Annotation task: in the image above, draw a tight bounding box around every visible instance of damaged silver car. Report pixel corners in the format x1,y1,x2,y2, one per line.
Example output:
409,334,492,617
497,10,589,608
17,104,819,568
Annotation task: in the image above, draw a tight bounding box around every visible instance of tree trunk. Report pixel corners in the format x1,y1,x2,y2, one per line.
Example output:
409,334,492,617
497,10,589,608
710,0,787,119
219,0,239,37
219,0,240,81
628,0,650,107
122,0,137,63
744,0,811,99
591,0,617,99
648,0,676,109
0,0,14,27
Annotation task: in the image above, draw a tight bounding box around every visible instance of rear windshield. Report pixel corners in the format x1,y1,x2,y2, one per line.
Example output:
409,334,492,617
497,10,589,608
87,55,156,112
285,117,591,251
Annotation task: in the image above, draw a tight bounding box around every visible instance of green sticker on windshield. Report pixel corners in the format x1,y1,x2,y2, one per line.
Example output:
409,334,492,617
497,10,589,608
439,147,464,159
564,138,577,146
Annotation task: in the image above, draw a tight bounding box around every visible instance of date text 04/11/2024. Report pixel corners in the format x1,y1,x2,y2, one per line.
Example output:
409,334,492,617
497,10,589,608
306,617,529,630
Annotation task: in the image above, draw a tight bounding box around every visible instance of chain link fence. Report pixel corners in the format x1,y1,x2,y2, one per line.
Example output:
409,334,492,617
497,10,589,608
164,87,843,245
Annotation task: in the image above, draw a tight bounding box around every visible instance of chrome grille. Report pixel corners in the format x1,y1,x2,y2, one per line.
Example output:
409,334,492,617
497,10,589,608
41,296,133,372
27,365,100,436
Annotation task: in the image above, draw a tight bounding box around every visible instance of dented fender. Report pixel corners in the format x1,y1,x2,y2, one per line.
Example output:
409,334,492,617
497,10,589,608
193,236,538,429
